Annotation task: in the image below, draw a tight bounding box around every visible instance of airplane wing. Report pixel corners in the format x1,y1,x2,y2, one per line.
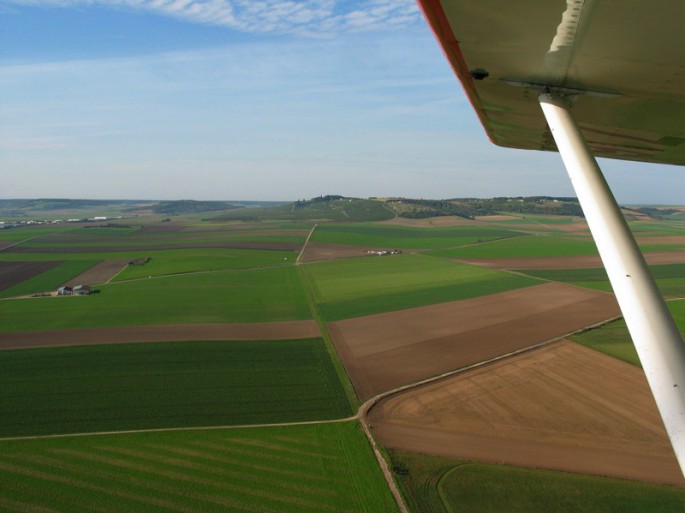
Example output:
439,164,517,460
416,0,685,478
418,0,685,165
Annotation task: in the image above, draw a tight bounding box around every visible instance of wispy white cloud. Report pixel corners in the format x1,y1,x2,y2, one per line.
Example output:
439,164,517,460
7,0,420,35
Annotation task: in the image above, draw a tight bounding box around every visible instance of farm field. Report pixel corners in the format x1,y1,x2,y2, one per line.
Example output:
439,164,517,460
516,263,685,297
0,260,99,298
4,204,685,512
431,234,600,259
0,321,321,350
391,452,685,513
303,253,539,321
369,341,685,486
329,282,620,400
310,223,523,250
0,266,311,331
0,422,398,513
571,300,685,366
0,339,351,436
0,260,62,292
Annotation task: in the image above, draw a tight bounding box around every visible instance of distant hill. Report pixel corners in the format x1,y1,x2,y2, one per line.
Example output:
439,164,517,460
211,195,396,222
212,195,585,222
5,196,679,224
0,199,286,220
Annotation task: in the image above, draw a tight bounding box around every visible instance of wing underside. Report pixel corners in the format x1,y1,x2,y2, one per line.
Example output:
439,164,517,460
418,0,685,166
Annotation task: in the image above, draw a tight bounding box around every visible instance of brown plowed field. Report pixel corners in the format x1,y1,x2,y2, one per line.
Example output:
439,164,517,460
368,341,685,486
458,250,685,270
0,261,62,291
635,236,685,245
64,259,130,286
328,282,620,400
0,321,321,350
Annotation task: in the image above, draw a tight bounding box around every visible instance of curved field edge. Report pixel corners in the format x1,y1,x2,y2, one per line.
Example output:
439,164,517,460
0,339,352,437
389,451,685,513
0,422,399,513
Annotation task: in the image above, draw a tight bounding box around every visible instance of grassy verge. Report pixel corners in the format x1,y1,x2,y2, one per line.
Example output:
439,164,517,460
389,451,685,513
0,339,351,437
297,265,360,409
0,422,398,513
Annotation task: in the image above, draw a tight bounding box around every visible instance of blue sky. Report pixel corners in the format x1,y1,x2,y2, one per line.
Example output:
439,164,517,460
1,0,682,203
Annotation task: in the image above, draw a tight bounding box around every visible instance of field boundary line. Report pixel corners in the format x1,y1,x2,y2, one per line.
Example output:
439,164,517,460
0,236,39,252
296,224,317,264
0,415,358,442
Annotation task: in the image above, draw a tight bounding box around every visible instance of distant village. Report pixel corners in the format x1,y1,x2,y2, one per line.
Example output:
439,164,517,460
0,216,115,229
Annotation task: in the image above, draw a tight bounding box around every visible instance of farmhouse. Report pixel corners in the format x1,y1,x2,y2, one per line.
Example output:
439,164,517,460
57,286,73,296
73,284,92,296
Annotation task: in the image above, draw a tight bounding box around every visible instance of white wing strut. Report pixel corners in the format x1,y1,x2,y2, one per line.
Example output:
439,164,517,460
539,92,685,475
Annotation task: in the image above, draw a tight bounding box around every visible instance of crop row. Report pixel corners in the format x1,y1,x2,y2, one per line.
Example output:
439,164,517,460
0,423,398,513
0,339,351,436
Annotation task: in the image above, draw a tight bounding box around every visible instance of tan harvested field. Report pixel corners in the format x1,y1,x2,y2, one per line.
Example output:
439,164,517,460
299,243,379,262
0,320,321,350
457,250,685,270
64,259,130,286
380,216,477,227
328,282,620,400
0,261,62,291
635,235,685,245
474,215,521,221
368,341,685,486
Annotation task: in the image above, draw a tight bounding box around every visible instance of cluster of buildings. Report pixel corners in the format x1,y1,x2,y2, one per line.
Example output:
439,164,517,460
365,249,402,256
57,285,92,296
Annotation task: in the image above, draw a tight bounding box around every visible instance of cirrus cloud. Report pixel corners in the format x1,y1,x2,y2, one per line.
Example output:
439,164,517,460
6,0,421,35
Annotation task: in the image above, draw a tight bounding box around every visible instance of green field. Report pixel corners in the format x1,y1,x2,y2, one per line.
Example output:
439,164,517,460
112,248,296,280
0,339,351,436
391,451,685,513
570,300,685,367
304,253,540,321
431,234,599,259
310,223,524,250
0,422,397,513
516,264,685,297
0,266,310,331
